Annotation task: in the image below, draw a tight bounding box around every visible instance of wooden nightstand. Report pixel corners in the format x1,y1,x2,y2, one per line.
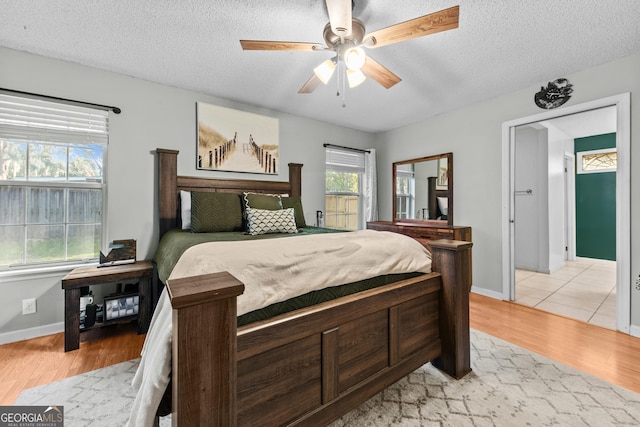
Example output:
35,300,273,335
61,260,153,352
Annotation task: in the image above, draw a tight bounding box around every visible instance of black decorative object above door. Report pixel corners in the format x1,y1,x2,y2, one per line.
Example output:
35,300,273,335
534,78,573,109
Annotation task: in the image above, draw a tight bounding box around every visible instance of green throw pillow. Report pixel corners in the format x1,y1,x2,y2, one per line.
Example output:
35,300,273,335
243,192,283,211
191,192,243,232
281,196,306,228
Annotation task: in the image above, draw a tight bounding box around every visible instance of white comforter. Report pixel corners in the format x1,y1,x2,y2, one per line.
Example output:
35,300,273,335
127,230,431,426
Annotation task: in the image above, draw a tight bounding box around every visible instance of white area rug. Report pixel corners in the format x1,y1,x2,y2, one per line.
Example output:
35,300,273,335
15,330,640,426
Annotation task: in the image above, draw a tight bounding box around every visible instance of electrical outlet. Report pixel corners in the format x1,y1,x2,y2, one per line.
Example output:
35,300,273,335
22,298,36,315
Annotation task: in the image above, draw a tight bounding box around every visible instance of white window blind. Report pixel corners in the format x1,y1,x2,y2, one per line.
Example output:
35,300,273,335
0,94,108,147
325,147,365,173
395,163,414,177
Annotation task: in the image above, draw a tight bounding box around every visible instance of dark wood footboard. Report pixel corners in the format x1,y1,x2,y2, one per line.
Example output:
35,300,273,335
166,239,472,426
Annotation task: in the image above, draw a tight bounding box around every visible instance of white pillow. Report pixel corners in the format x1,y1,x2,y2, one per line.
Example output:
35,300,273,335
437,197,448,216
246,207,298,236
180,190,191,230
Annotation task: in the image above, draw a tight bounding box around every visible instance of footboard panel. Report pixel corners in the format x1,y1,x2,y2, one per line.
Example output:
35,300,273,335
166,239,472,426
237,335,322,426
336,310,390,393
234,274,441,426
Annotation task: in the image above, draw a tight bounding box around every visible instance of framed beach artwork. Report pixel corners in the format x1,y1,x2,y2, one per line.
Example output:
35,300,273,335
196,102,279,174
436,157,448,190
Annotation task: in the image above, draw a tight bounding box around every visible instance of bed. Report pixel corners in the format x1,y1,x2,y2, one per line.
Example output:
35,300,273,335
130,148,473,426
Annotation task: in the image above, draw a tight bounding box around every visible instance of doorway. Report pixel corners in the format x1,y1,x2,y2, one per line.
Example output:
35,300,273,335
513,113,616,328
501,93,631,334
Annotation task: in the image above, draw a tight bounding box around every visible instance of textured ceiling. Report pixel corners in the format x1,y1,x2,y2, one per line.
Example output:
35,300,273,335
1,0,640,133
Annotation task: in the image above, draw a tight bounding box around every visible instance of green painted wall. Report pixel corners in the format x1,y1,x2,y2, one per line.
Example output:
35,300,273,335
574,133,616,261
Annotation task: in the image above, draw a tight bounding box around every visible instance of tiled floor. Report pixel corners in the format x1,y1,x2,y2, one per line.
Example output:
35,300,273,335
515,257,616,330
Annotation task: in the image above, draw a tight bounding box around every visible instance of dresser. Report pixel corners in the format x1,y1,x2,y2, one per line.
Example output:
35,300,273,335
367,221,472,286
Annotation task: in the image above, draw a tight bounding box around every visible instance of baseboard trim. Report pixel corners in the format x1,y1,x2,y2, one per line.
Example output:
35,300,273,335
471,286,505,300
629,324,640,338
0,322,64,345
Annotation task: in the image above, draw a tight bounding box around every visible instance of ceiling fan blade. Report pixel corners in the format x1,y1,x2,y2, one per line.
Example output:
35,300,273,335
361,56,401,89
326,0,352,37
240,40,322,51
365,5,459,49
298,74,323,94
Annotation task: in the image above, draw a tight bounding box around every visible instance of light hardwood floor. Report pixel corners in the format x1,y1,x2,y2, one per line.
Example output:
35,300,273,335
0,322,145,405
471,293,640,394
1,293,639,406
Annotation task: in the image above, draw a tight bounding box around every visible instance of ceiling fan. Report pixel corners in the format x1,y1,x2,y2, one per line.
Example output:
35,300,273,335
240,1,459,94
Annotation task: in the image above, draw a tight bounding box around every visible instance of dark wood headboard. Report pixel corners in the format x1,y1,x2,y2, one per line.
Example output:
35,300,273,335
156,148,303,239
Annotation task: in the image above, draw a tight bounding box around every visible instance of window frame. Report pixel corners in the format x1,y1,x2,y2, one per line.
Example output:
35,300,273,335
394,167,415,220
325,147,365,231
0,95,109,272
576,148,617,174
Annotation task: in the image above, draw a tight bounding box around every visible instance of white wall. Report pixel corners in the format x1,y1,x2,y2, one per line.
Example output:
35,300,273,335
514,126,543,272
546,126,573,272
515,124,568,274
514,123,574,274
375,51,640,331
0,47,374,340
3,46,640,340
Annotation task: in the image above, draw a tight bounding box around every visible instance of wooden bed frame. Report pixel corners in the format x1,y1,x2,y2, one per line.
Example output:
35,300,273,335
155,148,472,426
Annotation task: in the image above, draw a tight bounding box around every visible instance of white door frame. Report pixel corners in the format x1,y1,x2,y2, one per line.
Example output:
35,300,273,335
501,93,631,333
564,153,576,262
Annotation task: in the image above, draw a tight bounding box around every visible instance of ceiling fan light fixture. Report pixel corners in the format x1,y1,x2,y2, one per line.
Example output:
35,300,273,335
313,57,337,85
344,47,365,70
241,5,460,95
346,68,366,88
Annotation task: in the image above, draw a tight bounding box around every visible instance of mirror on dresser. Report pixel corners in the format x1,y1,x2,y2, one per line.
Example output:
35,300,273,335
392,152,453,226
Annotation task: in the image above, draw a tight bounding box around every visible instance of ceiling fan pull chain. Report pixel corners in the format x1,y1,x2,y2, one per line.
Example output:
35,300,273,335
336,58,342,97
337,58,347,107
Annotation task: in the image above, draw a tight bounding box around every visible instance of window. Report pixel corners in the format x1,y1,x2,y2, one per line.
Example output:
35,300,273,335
577,148,617,174
325,147,364,231
0,94,108,269
395,164,415,219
